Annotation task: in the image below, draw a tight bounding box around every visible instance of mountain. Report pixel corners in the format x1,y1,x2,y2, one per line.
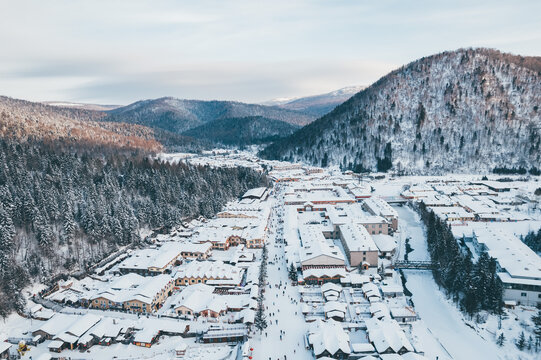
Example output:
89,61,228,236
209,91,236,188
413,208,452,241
265,85,366,116
104,97,316,135
0,96,166,152
183,116,300,146
260,48,541,174
0,96,208,153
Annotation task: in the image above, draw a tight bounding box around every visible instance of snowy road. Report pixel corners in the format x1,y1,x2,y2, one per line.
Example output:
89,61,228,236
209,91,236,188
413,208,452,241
251,192,313,360
405,271,502,360
397,205,502,360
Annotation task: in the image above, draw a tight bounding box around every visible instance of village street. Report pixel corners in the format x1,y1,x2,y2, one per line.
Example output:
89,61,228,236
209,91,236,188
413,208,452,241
251,190,313,360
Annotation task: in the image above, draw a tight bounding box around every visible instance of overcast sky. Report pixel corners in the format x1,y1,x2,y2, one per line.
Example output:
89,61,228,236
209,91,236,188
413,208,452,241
0,0,540,105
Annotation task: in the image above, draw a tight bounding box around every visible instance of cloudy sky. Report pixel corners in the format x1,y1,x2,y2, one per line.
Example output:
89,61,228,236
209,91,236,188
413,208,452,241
0,0,540,105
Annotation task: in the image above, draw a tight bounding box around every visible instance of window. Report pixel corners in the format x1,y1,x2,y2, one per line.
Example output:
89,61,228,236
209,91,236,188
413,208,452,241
521,292,527,297
538,294,541,298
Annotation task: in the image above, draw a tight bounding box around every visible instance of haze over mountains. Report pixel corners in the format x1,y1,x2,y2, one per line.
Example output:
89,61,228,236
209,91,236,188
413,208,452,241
261,48,541,174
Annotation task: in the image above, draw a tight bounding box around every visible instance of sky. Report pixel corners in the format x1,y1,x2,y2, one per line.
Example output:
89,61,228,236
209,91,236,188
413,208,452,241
0,0,540,105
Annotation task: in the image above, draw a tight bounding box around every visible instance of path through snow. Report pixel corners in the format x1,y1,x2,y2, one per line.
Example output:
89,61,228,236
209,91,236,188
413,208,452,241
397,205,502,360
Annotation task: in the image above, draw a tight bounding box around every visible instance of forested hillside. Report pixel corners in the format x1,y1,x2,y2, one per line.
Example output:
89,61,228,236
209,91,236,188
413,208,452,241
104,97,316,135
0,139,267,316
182,116,299,146
0,96,209,153
260,48,541,174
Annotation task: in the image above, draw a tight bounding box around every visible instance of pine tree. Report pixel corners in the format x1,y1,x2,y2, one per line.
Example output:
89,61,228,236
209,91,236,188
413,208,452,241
516,331,526,350
288,263,297,282
532,306,541,349
254,304,267,334
496,333,505,347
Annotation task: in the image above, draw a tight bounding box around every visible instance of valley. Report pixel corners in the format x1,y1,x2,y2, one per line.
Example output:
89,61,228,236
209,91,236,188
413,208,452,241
2,150,541,360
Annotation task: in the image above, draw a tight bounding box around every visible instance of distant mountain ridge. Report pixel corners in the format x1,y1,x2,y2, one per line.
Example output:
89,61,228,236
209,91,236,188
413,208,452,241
43,101,121,111
183,116,299,146
260,48,541,174
265,85,366,116
103,97,316,135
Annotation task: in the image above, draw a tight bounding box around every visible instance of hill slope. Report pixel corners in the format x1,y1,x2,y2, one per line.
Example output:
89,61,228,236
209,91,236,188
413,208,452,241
183,116,299,145
104,97,316,135
0,96,165,152
0,96,209,153
261,48,541,174
265,85,366,116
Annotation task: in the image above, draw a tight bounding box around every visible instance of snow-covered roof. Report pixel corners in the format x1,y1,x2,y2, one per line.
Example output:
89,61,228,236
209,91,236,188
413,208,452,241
0,342,12,354
242,187,267,199
473,227,541,282
299,224,346,264
363,197,398,218
309,319,351,357
372,234,397,253
174,260,244,284
365,318,414,353
35,313,77,337
64,313,101,337
118,242,183,271
339,223,378,252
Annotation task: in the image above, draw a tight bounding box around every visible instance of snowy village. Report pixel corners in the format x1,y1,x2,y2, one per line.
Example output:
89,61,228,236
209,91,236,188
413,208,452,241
0,150,539,360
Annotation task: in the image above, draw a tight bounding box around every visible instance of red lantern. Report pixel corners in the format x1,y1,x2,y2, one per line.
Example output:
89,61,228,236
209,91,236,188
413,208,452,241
250,348,253,351
249,357,253,359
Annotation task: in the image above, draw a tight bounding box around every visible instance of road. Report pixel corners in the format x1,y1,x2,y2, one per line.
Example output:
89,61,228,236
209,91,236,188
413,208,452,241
251,188,313,360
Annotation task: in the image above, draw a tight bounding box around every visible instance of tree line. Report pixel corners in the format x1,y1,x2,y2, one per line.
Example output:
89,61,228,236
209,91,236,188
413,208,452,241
415,202,503,316
0,138,267,317
521,229,541,253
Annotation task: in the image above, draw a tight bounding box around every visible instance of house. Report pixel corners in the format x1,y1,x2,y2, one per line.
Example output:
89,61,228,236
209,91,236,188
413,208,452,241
133,328,159,348
179,242,212,260
362,197,398,232
242,187,268,200
47,340,64,353
338,223,379,267
301,268,347,286
90,274,174,313
173,284,228,318
324,301,347,321
201,324,248,344
390,307,417,323
470,227,541,307
117,242,184,276
174,260,244,287
372,235,397,258
308,319,351,359
32,314,77,340
365,318,414,354
321,282,342,301
299,225,346,271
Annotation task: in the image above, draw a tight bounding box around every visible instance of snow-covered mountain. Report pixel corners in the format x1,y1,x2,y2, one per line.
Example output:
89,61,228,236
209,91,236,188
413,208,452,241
260,48,541,174
104,97,316,134
263,85,366,116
